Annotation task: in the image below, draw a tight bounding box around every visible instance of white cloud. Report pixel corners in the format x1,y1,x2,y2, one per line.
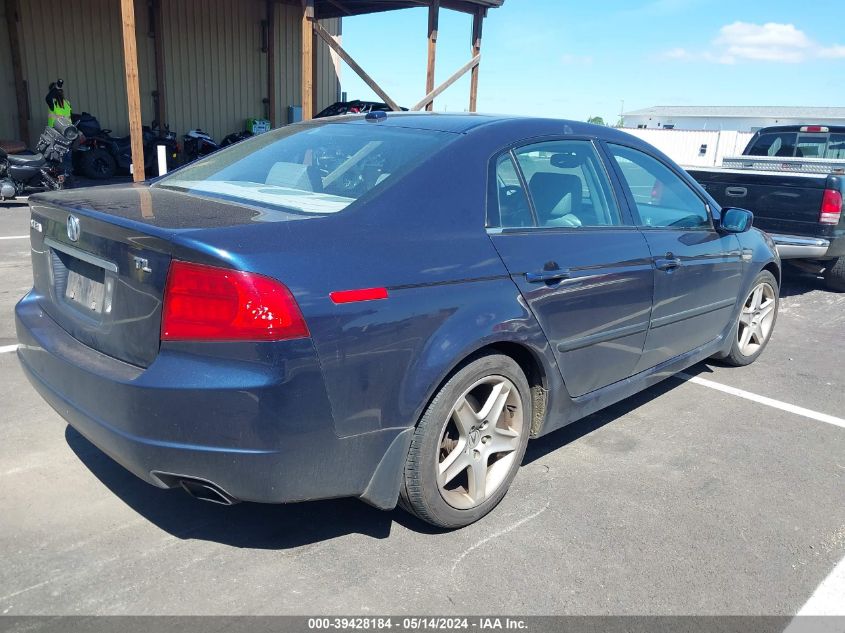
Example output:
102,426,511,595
819,45,845,59
660,21,845,64
716,22,812,62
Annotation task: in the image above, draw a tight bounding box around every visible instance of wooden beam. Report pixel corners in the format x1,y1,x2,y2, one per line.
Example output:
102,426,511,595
411,54,479,112
425,0,439,111
301,0,314,120
468,7,483,113
267,0,276,126
120,0,145,181
5,0,29,143
313,21,401,112
151,0,166,125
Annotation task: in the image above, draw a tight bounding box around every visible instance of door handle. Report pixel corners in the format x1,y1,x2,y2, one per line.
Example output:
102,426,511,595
654,256,682,271
525,269,571,283
725,186,747,197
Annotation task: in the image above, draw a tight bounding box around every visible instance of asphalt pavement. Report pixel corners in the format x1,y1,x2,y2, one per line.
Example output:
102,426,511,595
0,200,843,617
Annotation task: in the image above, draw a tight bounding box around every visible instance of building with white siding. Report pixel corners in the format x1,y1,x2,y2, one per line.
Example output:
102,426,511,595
622,106,845,133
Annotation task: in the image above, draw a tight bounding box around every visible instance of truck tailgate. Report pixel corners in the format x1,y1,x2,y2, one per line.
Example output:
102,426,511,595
689,168,828,236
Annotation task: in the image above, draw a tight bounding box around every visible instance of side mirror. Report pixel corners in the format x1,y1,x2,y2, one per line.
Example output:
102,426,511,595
720,207,753,233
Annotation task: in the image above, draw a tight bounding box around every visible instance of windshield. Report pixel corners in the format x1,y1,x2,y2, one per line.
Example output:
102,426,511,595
155,122,455,215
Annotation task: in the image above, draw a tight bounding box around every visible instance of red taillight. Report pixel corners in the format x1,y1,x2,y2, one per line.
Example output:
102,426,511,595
820,189,843,225
161,261,309,341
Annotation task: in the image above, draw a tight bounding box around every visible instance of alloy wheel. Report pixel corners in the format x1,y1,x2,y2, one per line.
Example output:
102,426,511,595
737,282,776,356
436,375,524,510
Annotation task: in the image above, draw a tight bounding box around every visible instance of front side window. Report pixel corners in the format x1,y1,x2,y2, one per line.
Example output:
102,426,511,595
608,144,711,229
512,140,623,228
155,123,455,217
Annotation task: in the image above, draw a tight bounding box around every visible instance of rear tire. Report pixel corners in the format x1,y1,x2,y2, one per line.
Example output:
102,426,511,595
400,353,531,529
723,270,779,367
823,258,845,292
80,148,116,179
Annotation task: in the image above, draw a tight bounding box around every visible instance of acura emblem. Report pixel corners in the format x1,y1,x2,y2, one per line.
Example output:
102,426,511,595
67,215,80,242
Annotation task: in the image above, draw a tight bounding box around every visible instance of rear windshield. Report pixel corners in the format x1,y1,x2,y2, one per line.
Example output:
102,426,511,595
155,122,454,215
746,131,845,159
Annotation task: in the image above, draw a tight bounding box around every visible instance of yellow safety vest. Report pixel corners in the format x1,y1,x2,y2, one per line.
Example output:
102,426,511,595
48,99,72,128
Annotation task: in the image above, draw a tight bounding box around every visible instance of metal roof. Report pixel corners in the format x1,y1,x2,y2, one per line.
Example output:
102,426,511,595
298,0,504,19
622,106,845,120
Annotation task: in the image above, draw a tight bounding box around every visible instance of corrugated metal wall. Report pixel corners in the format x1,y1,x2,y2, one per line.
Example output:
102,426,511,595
160,2,340,139
160,0,267,141
16,0,156,143
274,7,340,123
3,0,340,145
0,0,18,140
315,17,342,113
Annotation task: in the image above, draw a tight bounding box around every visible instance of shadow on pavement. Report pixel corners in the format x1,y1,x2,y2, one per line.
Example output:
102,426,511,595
524,371,689,465
65,426,445,548
779,265,831,298
65,359,729,547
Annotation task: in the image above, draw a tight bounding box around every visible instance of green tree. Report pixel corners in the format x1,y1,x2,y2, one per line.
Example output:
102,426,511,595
587,116,606,126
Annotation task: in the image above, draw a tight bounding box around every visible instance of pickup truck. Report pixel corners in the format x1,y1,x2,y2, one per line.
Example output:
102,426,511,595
687,125,845,291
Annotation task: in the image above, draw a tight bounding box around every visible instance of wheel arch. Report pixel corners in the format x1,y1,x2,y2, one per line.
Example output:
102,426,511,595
762,261,781,287
415,338,554,439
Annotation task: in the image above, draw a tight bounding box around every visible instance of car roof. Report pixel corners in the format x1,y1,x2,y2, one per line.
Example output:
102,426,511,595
312,111,639,142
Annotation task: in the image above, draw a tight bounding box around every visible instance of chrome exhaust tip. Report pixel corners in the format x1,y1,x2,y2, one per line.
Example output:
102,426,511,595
178,479,239,505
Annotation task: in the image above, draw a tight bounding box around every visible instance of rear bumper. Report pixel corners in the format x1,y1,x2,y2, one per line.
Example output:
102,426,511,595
771,233,832,259
14,291,411,509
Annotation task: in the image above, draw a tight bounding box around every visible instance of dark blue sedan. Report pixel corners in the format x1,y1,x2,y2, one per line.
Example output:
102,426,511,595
15,113,780,528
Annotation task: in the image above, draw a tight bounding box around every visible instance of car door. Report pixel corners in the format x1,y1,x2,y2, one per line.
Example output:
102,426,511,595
604,143,743,372
487,139,654,398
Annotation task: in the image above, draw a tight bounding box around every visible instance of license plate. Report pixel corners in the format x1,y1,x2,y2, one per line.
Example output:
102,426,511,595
65,269,105,313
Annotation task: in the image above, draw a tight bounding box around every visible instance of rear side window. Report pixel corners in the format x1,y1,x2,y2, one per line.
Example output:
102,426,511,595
489,154,534,228
747,133,797,157
512,140,623,228
608,144,711,229
155,123,455,216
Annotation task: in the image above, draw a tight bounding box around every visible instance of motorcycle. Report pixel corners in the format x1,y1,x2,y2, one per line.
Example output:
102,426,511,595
74,113,180,179
0,118,78,201
182,129,221,163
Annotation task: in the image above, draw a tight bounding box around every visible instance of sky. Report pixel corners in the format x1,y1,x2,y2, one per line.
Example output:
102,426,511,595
338,0,845,123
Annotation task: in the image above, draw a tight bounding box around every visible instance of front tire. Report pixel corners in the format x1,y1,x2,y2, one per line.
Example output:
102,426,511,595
723,271,779,367
823,258,845,292
400,353,532,529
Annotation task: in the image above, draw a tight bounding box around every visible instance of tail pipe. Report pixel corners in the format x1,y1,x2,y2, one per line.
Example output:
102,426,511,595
178,479,239,505
153,472,239,505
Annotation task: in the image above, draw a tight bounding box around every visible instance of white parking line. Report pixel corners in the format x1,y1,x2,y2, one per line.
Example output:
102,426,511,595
678,373,845,623
677,373,845,429
0,235,29,240
782,557,845,632
0,345,19,354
